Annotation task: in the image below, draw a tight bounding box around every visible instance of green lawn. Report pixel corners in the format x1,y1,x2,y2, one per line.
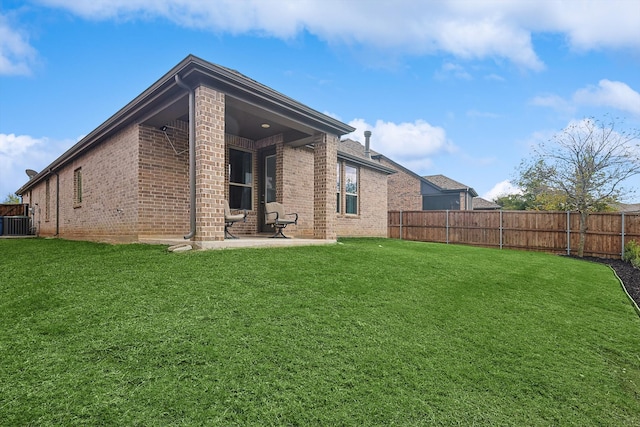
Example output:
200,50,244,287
1,238,639,426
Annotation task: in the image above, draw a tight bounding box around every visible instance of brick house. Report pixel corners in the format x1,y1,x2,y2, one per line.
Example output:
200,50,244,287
340,139,480,212
17,55,394,246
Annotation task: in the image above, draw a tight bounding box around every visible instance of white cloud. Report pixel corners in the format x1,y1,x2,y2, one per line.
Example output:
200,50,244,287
0,133,73,197
344,118,456,172
483,180,521,201
535,1,640,51
435,62,473,80
573,80,640,117
32,0,639,71
484,73,506,82
0,133,45,157
530,94,574,113
0,14,37,75
532,80,640,117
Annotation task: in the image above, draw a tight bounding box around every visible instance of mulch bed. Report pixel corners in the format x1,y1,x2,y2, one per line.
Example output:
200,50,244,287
577,256,640,310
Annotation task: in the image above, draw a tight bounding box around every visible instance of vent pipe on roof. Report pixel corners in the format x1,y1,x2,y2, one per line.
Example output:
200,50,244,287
175,74,196,240
364,130,372,159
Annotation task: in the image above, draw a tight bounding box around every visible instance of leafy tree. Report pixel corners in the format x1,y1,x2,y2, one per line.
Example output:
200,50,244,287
494,160,568,210
494,193,529,210
2,194,20,204
521,116,640,257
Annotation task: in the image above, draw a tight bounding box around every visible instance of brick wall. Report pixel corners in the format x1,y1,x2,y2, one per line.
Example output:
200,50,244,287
20,118,389,242
194,85,226,243
335,161,389,237
313,133,337,239
24,124,140,241
380,157,423,211
138,121,190,237
283,144,315,237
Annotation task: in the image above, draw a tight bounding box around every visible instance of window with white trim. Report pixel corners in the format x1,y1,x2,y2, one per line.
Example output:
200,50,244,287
345,164,358,215
336,162,359,215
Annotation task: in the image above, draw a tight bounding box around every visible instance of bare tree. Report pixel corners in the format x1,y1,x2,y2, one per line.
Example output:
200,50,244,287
527,116,640,257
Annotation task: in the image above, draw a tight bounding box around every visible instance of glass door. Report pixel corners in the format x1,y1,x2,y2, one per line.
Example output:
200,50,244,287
258,149,276,232
265,155,276,204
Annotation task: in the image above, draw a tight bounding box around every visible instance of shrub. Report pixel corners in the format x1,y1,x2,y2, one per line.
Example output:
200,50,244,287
623,240,640,268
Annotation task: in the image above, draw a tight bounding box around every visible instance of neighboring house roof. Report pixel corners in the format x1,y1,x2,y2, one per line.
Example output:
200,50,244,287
339,141,482,198
473,197,501,210
338,139,396,174
18,54,355,195
423,174,479,197
612,202,640,212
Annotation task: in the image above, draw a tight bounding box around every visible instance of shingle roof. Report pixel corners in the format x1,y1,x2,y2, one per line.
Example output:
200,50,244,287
339,138,379,158
423,174,469,190
473,197,501,210
337,139,395,174
612,202,640,212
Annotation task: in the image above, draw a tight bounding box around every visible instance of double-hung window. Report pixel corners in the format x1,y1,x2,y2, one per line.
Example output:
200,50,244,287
345,164,358,214
228,149,253,210
336,162,358,215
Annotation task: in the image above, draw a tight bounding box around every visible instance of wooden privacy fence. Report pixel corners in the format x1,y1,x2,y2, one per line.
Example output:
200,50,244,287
0,204,28,216
388,210,640,259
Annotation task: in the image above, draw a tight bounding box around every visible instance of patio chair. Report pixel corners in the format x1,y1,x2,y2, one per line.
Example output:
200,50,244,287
224,200,247,239
265,202,298,238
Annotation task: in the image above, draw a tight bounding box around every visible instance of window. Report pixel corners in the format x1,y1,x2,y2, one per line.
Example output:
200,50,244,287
336,162,341,213
229,149,252,210
265,154,276,203
336,162,359,215
45,179,50,221
422,194,460,210
73,168,82,207
345,164,358,214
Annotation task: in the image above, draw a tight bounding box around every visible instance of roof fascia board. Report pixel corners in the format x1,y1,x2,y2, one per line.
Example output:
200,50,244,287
373,154,432,184
338,151,396,174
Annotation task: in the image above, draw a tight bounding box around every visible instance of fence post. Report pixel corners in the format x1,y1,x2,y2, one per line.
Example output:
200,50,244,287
446,210,449,244
621,212,625,258
399,210,403,240
499,210,503,249
566,211,570,255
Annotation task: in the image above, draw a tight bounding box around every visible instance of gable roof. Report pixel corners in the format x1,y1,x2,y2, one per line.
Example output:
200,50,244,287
423,174,478,197
338,139,396,174
18,54,355,195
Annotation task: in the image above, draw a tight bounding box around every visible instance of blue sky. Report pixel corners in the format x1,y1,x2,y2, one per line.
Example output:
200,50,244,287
2,0,640,202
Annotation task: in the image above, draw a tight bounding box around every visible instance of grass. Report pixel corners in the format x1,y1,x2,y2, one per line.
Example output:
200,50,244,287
1,237,639,426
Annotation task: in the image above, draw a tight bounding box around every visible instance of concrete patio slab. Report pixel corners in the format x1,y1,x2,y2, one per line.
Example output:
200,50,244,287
139,235,337,250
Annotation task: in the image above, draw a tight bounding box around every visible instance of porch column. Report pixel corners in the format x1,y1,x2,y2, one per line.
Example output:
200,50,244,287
313,133,337,240
194,85,225,243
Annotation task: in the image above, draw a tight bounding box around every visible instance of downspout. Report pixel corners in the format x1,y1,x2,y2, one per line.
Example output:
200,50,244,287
175,74,196,240
50,169,60,236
